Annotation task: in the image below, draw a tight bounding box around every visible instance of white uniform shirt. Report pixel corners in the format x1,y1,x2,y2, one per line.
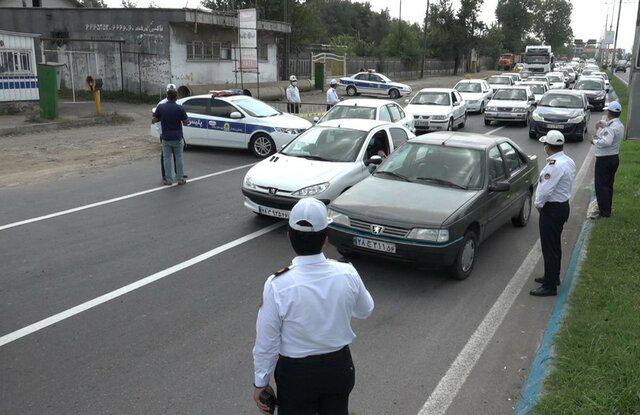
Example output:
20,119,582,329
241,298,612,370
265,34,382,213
326,87,340,105
594,118,624,157
534,151,576,208
286,84,301,103
252,253,374,387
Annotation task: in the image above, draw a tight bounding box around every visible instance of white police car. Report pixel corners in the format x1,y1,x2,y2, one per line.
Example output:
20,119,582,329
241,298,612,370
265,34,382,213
315,98,415,131
338,71,412,99
151,92,312,157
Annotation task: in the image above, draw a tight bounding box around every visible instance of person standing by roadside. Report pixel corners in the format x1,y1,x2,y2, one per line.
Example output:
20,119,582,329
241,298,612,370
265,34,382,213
155,84,187,181
326,79,340,111
286,75,301,114
591,101,624,218
252,198,374,415
531,130,576,297
152,88,188,186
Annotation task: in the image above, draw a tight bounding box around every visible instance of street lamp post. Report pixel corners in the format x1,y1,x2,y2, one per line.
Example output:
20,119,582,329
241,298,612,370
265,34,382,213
626,1,640,140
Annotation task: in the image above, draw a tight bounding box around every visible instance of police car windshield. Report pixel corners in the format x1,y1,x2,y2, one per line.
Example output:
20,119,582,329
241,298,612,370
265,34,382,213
539,94,583,108
281,127,367,162
322,105,376,121
411,92,450,106
376,143,484,189
233,98,279,117
493,89,527,101
488,76,510,84
575,80,603,90
455,83,482,93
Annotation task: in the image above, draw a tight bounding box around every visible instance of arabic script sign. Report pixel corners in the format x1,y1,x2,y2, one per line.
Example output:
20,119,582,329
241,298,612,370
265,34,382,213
238,8,257,73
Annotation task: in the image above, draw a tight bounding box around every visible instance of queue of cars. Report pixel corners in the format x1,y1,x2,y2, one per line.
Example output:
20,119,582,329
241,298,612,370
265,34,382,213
154,65,611,278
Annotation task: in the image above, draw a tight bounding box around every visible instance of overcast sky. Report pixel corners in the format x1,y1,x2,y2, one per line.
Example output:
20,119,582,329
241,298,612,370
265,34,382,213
106,0,639,51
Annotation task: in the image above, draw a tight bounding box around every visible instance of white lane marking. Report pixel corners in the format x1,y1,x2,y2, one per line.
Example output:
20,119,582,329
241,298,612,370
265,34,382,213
614,73,629,86
0,163,256,232
418,145,594,415
485,125,506,135
0,221,284,347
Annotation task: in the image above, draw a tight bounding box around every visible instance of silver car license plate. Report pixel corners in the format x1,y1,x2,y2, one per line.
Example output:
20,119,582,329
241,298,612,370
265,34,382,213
547,124,564,129
258,206,289,219
415,120,429,127
353,237,396,253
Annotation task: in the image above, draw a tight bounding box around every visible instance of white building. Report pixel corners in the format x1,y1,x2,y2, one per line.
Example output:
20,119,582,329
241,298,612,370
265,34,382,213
0,29,40,102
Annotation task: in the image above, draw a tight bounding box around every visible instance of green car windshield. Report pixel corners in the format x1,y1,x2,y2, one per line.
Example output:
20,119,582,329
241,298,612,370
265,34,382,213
375,143,484,190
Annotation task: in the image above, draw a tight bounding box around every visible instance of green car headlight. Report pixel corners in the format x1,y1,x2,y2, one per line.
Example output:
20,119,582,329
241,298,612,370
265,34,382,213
407,228,449,243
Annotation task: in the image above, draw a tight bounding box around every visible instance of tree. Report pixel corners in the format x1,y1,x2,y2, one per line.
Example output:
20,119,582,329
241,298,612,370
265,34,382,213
456,0,485,72
121,0,137,7
531,0,573,52
495,0,533,52
380,21,423,62
478,23,505,61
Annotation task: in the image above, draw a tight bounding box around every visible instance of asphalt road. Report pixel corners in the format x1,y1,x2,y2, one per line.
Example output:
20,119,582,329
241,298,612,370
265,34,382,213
613,69,630,85
0,96,601,414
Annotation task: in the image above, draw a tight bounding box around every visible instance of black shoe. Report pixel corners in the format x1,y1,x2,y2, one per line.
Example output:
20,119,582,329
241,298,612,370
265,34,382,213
163,180,172,186
535,277,560,286
177,179,187,185
529,286,557,297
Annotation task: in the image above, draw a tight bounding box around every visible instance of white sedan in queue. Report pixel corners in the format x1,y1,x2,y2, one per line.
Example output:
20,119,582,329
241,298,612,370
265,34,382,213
454,79,493,113
315,98,415,132
242,119,415,218
151,93,311,157
405,88,467,134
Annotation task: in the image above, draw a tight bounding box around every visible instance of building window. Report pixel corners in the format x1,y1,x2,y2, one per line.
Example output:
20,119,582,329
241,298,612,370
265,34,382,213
187,41,231,61
0,50,33,74
258,43,268,61
32,0,42,7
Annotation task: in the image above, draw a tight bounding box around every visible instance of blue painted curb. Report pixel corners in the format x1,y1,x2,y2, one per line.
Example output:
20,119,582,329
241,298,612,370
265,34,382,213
515,218,594,414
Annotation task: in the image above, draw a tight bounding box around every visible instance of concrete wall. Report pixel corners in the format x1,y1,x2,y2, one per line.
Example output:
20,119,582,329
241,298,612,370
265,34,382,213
0,0,78,7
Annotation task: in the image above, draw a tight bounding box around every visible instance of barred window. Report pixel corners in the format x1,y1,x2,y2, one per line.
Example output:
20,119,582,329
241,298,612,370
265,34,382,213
187,41,228,61
258,43,268,61
0,50,33,74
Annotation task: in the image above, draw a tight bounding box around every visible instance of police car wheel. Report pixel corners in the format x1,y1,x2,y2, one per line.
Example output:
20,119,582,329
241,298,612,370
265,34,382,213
459,113,466,129
449,230,477,280
389,89,400,100
512,192,532,227
346,86,357,96
250,134,276,158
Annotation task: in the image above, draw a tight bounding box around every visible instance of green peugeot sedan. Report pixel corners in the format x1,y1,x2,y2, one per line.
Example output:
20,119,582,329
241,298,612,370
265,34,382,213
327,132,539,280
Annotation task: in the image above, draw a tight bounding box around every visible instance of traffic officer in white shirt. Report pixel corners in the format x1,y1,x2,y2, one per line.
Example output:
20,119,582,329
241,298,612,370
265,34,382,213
252,198,374,415
286,75,301,114
326,79,340,110
531,130,576,297
591,100,624,218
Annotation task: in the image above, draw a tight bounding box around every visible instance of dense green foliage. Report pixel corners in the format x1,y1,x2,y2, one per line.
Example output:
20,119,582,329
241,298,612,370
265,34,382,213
199,0,574,62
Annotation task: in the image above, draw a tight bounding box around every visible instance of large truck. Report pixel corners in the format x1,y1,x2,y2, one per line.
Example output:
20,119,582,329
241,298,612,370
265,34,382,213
523,45,554,73
497,53,521,70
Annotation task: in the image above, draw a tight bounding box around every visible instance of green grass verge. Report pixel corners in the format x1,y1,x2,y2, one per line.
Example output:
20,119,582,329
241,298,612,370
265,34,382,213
607,70,629,124
533,71,640,414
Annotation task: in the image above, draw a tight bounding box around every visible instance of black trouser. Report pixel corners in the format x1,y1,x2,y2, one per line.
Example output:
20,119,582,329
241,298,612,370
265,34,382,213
287,102,300,114
595,154,619,217
539,201,570,288
275,346,355,415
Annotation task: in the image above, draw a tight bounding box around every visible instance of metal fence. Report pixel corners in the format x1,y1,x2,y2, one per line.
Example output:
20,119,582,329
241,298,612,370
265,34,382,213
264,101,328,121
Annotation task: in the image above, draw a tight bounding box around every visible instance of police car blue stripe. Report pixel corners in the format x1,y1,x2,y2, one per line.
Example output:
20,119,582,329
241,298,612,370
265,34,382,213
186,117,275,134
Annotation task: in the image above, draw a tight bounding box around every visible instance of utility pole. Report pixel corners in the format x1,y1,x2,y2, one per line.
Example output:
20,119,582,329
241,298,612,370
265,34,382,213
626,1,640,140
611,0,622,69
397,0,402,54
283,0,290,80
420,0,430,79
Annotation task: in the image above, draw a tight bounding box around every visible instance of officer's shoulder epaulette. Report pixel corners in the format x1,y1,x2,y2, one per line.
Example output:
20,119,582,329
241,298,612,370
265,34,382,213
549,159,556,165
273,266,291,278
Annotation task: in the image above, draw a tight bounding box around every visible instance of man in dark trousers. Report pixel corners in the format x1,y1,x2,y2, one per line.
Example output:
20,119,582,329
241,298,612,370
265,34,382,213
152,89,188,185
252,198,374,414
591,100,624,218
531,130,576,297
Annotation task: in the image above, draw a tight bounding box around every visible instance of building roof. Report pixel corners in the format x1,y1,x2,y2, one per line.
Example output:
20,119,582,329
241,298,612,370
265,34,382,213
0,29,41,38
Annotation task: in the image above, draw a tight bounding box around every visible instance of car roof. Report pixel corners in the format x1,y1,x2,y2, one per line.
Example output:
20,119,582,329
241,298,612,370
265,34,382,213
488,75,510,78
409,131,506,150
521,81,547,86
543,89,583,96
417,87,455,93
455,79,485,83
314,119,392,131
335,98,393,108
178,93,249,103
579,76,605,82
493,85,529,90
